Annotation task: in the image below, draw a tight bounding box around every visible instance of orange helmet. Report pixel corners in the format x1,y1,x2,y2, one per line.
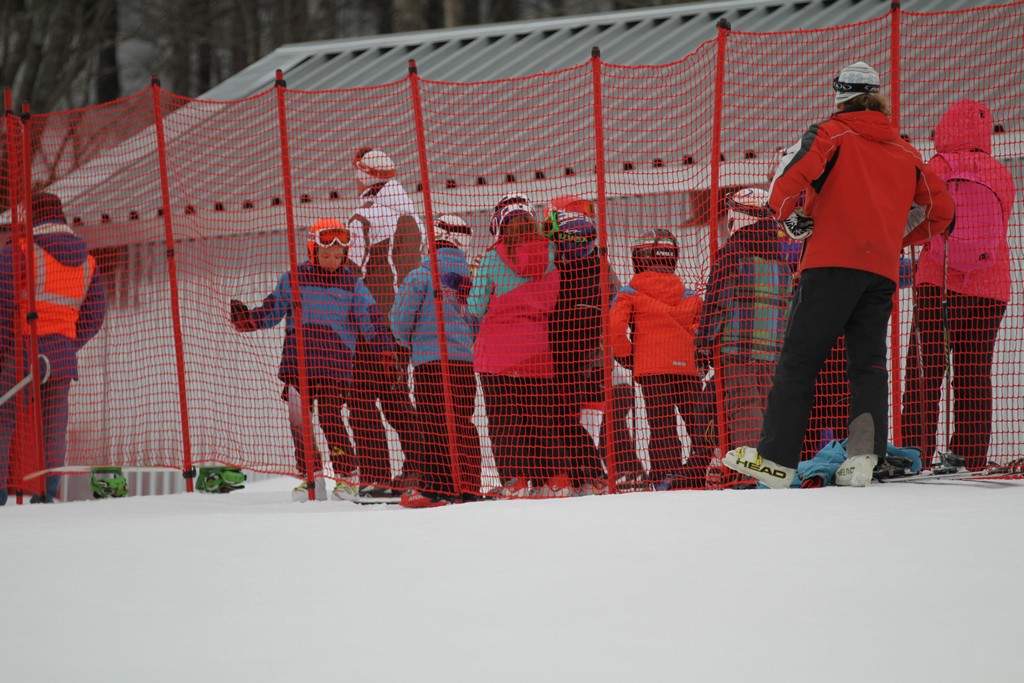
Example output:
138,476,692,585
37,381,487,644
307,218,351,262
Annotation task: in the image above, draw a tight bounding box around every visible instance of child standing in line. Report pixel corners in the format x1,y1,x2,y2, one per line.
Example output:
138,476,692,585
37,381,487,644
695,188,793,455
610,228,715,489
391,214,482,507
469,197,561,497
543,201,614,494
230,218,387,501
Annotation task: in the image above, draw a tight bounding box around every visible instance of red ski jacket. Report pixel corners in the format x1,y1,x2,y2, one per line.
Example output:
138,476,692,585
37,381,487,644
768,110,955,284
609,270,702,378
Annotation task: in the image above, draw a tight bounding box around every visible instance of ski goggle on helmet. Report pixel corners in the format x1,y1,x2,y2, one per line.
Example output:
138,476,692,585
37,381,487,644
544,195,596,221
488,193,532,236
434,214,472,250
725,187,771,236
306,218,351,260
546,211,597,261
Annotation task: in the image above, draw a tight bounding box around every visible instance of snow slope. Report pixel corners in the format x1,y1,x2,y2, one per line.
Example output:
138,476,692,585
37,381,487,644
2,477,1023,683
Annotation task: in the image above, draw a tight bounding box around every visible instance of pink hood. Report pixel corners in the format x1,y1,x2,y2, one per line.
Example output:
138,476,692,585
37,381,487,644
934,99,992,155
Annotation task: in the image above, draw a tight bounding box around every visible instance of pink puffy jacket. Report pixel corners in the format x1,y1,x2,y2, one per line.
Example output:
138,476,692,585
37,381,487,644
915,100,1015,303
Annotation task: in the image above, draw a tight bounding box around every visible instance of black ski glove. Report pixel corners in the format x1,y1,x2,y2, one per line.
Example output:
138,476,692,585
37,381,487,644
782,210,814,241
230,300,256,332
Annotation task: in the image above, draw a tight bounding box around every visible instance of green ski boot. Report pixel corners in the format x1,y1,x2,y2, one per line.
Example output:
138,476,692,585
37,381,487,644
196,466,246,493
90,467,128,499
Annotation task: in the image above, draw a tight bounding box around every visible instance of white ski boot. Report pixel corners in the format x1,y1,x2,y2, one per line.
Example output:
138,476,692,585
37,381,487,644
835,454,878,487
722,447,796,489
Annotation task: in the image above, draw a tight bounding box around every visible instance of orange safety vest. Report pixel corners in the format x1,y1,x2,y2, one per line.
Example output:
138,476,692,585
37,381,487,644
29,245,95,339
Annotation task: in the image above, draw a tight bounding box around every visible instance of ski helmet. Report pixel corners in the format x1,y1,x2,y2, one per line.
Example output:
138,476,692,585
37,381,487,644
548,212,597,260
725,187,771,236
544,195,596,220
488,193,533,236
306,218,351,262
89,466,128,499
353,147,397,182
434,214,472,250
631,228,679,273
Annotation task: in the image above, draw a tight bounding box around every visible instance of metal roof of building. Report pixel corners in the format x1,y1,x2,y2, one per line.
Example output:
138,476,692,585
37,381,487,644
205,0,1003,98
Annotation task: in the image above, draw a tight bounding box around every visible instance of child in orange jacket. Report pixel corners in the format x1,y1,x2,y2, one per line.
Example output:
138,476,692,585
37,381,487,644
610,228,715,489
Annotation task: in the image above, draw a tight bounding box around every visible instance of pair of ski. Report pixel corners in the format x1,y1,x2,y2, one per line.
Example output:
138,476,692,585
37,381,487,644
330,488,402,505
877,468,1022,485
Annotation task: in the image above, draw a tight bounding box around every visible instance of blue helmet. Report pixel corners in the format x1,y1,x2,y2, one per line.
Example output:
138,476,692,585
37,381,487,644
550,212,597,260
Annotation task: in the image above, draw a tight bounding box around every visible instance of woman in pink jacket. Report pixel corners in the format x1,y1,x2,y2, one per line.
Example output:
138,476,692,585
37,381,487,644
902,100,1015,471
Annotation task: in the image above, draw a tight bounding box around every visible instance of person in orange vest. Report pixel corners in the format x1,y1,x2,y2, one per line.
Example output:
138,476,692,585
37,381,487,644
1,192,107,504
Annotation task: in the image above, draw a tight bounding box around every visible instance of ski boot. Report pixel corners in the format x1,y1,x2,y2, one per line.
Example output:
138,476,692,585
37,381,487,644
196,466,246,493
90,467,129,499
931,452,967,476
873,453,915,481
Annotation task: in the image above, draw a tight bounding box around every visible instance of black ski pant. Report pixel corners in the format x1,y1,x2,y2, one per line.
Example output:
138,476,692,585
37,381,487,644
350,345,421,486
636,374,716,488
413,360,482,497
902,283,1005,470
283,381,356,480
479,374,559,485
553,362,606,486
758,268,895,469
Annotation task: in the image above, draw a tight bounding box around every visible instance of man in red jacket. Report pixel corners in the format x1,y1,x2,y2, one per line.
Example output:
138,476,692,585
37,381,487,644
723,61,955,488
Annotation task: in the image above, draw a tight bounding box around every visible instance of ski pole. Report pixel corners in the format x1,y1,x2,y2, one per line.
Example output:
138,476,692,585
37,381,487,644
941,238,952,451
0,354,49,408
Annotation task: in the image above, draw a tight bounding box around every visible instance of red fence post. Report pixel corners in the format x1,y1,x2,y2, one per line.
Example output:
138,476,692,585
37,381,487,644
151,78,197,491
4,94,33,502
274,70,318,500
709,18,732,463
590,47,618,492
889,1,904,445
407,60,465,495
18,103,48,493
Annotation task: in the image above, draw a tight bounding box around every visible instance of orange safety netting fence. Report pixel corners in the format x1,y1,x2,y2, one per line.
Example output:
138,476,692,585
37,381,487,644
2,2,1022,501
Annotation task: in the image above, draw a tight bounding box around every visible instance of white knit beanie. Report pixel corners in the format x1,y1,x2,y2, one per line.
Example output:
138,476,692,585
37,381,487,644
833,61,880,104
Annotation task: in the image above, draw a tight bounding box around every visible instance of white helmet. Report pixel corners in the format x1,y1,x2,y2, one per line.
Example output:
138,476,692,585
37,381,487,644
434,214,472,250
725,187,771,236
353,147,397,182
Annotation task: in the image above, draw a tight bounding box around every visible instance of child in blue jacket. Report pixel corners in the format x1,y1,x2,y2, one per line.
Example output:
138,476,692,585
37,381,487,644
390,215,481,506
230,218,386,499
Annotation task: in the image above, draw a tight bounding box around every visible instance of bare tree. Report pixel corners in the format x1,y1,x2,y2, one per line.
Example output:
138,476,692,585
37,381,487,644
1,0,119,112
2,0,710,109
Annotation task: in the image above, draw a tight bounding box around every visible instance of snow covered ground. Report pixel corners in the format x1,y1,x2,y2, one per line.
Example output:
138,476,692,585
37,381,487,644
2,476,1023,683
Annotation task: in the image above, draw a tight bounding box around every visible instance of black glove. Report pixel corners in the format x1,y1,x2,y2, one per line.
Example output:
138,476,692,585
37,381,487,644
782,210,814,241
230,300,256,332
